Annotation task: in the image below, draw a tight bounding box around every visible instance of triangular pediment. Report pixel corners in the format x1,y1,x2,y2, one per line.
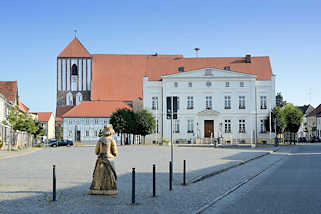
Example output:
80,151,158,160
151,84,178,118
58,38,91,58
197,109,220,116
162,68,256,79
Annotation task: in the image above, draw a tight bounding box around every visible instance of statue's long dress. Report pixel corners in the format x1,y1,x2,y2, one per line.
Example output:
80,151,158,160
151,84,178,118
88,138,117,195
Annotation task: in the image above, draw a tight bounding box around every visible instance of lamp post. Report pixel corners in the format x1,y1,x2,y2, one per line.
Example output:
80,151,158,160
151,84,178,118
219,122,223,144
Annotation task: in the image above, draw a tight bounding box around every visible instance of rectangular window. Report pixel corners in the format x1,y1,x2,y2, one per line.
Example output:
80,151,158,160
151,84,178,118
187,120,194,133
240,82,244,87
260,120,266,133
152,96,158,110
206,96,212,110
68,119,72,125
187,96,194,109
94,130,98,137
85,130,89,136
95,119,99,125
225,82,230,87
260,96,267,109
177,97,180,110
85,119,89,125
154,119,159,134
104,120,108,125
224,96,231,109
239,120,246,133
68,130,72,137
174,120,180,133
225,120,231,133
239,96,245,109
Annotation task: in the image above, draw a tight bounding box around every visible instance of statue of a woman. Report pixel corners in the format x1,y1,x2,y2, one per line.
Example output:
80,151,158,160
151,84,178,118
88,125,118,195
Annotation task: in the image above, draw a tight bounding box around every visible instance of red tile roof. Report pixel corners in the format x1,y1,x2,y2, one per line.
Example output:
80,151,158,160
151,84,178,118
58,38,91,58
0,81,18,103
56,106,74,121
91,54,272,101
62,100,130,118
36,112,53,122
18,99,29,113
308,104,321,117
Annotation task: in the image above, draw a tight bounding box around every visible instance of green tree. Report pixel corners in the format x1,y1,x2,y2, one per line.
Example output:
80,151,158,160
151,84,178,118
135,109,155,144
283,104,303,133
110,108,135,145
3,106,42,136
265,106,286,135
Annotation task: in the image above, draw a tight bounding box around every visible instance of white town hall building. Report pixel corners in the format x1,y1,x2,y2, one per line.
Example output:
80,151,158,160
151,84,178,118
143,63,276,144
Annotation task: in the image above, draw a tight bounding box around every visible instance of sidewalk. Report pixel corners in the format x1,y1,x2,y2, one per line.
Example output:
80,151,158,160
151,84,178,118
0,147,41,159
0,145,290,214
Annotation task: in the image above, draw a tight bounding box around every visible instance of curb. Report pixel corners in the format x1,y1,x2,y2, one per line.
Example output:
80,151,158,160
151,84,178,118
189,147,281,184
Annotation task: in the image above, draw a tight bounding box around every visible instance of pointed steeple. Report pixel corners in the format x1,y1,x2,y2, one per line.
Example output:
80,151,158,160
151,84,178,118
58,38,91,58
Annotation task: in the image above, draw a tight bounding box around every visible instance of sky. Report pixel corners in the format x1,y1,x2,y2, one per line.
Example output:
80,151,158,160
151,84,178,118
0,0,321,114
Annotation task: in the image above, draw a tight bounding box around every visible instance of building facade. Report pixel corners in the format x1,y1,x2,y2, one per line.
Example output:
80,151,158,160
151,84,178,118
297,105,315,138
143,67,276,144
62,100,130,144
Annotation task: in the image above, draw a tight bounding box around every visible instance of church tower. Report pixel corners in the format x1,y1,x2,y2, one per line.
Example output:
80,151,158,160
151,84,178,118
56,37,92,107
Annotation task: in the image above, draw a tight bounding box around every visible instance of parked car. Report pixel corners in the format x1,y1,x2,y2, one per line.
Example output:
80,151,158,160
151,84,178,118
311,136,320,143
50,139,73,147
298,137,307,142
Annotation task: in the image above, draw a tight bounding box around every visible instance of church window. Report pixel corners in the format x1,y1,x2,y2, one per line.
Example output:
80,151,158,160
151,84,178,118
66,92,73,106
76,92,83,105
72,64,78,76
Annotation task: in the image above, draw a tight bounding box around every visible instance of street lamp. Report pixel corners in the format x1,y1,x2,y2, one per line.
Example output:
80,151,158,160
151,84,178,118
219,122,223,144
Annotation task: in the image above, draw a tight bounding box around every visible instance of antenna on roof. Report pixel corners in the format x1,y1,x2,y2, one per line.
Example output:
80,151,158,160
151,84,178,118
194,48,200,57
74,29,78,38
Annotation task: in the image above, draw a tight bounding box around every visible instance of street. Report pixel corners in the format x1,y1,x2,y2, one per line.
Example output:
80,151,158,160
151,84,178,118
203,144,321,214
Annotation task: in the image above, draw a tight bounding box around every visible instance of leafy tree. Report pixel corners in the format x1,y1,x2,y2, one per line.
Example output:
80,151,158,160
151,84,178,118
110,108,135,144
265,106,286,134
135,109,155,144
283,104,303,133
3,106,41,136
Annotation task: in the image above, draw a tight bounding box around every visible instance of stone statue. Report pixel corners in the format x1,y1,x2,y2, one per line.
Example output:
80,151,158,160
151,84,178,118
88,125,118,195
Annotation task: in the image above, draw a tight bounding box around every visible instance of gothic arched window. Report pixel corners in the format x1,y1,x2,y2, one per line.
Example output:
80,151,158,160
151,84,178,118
72,64,78,76
66,92,73,106
76,92,83,105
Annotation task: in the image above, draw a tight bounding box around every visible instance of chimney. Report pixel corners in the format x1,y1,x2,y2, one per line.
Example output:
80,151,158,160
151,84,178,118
245,54,251,63
224,66,231,71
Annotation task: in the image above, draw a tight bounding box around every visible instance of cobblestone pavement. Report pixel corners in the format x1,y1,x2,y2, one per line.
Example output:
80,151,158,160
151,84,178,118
0,145,288,214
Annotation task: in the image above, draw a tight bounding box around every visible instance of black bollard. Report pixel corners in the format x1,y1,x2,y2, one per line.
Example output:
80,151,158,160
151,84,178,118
132,168,135,204
153,164,156,197
53,165,56,201
169,161,173,191
183,160,186,185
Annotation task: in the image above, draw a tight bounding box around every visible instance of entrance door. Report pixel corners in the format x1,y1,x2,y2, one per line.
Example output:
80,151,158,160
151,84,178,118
76,130,81,141
204,120,214,138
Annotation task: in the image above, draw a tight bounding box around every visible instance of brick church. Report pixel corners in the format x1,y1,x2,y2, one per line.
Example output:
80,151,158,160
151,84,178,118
55,37,272,143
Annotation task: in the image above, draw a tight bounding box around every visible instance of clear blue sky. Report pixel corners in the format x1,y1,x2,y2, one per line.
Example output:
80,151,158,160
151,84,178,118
1,0,320,114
